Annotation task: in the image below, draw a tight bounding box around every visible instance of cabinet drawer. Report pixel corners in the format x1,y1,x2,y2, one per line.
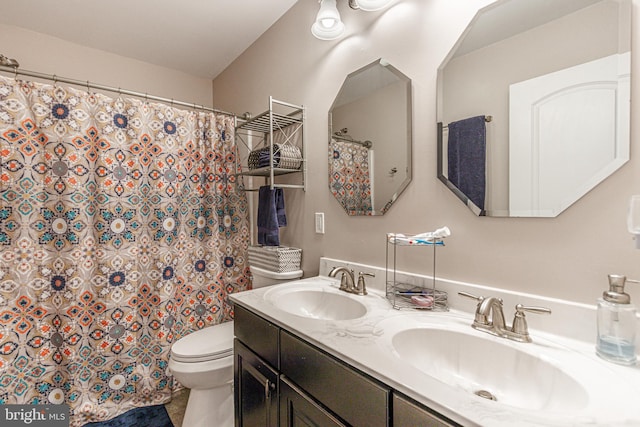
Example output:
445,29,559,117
392,393,459,427
234,304,279,368
280,330,390,427
280,376,347,427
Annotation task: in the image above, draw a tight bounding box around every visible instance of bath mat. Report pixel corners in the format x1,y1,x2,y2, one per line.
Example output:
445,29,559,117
83,405,174,427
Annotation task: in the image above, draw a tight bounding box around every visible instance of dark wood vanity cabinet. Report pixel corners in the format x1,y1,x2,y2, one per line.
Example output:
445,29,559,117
234,304,279,368
279,376,347,427
392,394,458,427
233,304,459,427
280,330,389,427
234,306,280,426
235,340,279,426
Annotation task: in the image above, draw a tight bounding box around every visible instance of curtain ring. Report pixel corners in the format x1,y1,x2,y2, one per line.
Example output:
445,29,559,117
13,66,17,79
86,80,91,94
53,74,58,86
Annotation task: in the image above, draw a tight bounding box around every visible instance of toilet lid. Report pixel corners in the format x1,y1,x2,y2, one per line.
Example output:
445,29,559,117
171,321,234,362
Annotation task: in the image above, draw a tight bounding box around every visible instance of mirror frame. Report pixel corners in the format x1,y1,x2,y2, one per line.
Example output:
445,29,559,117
328,58,412,216
436,0,631,218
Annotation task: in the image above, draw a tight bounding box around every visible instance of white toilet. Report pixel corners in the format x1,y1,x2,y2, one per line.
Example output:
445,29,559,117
168,264,302,427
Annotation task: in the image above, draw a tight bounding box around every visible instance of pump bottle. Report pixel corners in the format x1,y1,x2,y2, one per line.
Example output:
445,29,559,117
596,274,637,365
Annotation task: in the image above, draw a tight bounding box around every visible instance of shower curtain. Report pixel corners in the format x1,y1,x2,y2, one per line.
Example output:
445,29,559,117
0,75,250,425
329,139,372,215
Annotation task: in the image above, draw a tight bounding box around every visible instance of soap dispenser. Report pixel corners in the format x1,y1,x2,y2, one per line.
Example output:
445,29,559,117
596,274,637,365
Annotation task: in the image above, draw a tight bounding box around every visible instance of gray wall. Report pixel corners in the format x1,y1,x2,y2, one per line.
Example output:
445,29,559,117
212,0,640,305
5,2,635,307
0,24,213,106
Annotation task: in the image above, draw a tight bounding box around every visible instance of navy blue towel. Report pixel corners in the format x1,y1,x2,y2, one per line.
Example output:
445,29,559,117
447,116,486,210
257,148,280,168
257,186,286,246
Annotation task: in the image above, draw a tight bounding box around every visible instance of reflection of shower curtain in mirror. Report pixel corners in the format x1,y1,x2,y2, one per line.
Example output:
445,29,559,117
329,139,372,215
0,75,250,425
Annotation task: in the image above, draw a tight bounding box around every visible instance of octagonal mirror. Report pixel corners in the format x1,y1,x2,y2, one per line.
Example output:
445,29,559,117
329,59,412,215
437,0,631,217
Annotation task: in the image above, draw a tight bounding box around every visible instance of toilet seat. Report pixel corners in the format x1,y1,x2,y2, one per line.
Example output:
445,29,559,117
171,321,234,363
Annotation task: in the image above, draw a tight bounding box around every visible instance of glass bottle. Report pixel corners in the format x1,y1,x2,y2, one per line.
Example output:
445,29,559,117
596,274,637,365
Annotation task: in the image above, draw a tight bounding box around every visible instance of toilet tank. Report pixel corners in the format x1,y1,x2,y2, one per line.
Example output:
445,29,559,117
250,265,303,289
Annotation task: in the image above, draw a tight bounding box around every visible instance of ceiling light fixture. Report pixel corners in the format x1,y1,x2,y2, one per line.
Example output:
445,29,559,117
311,0,345,40
352,0,393,12
312,0,393,40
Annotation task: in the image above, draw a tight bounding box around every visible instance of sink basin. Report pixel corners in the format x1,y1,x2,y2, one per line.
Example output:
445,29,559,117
265,286,367,320
391,327,589,412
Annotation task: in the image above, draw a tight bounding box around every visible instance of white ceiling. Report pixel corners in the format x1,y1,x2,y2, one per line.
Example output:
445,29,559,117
0,0,299,79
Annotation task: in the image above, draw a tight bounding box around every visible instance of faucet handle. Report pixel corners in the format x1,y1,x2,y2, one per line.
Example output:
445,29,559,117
512,304,551,338
458,292,490,325
356,272,374,295
458,291,484,302
515,304,552,315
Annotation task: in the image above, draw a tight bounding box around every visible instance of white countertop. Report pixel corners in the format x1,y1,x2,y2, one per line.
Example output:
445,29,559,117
230,275,640,426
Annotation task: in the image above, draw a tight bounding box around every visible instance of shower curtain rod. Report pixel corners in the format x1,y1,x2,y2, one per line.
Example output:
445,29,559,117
333,134,372,148
332,133,373,149
0,64,237,118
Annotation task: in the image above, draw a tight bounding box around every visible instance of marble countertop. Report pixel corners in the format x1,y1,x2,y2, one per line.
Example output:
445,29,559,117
230,276,640,426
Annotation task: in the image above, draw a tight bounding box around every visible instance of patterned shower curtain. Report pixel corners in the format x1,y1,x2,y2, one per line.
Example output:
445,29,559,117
0,75,250,425
329,139,372,215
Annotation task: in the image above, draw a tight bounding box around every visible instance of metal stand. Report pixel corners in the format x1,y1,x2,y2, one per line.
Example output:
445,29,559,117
385,233,448,311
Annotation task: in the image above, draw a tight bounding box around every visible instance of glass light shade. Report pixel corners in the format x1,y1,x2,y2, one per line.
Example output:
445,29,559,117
628,195,640,248
311,0,345,40
356,0,393,12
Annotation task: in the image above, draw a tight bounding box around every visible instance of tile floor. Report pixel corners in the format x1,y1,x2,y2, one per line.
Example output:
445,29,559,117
165,388,189,427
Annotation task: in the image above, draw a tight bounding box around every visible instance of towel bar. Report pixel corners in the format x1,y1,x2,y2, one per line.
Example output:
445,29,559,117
441,115,492,129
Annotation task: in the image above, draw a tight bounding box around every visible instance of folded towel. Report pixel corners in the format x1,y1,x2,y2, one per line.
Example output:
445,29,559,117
257,186,287,246
257,148,281,168
447,116,486,210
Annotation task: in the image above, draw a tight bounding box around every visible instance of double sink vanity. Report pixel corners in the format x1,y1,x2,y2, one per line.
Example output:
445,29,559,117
230,258,640,426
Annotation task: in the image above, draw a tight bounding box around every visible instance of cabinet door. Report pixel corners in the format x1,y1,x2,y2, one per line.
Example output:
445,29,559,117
235,339,279,427
280,376,347,427
392,394,459,427
280,331,390,427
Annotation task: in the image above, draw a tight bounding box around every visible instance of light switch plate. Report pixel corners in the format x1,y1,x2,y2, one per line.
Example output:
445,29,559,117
315,212,325,234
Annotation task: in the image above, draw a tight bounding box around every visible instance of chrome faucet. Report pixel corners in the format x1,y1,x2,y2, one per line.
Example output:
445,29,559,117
479,297,505,325
328,267,372,296
329,266,355,292
459,292,551,343
475,296,509,335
